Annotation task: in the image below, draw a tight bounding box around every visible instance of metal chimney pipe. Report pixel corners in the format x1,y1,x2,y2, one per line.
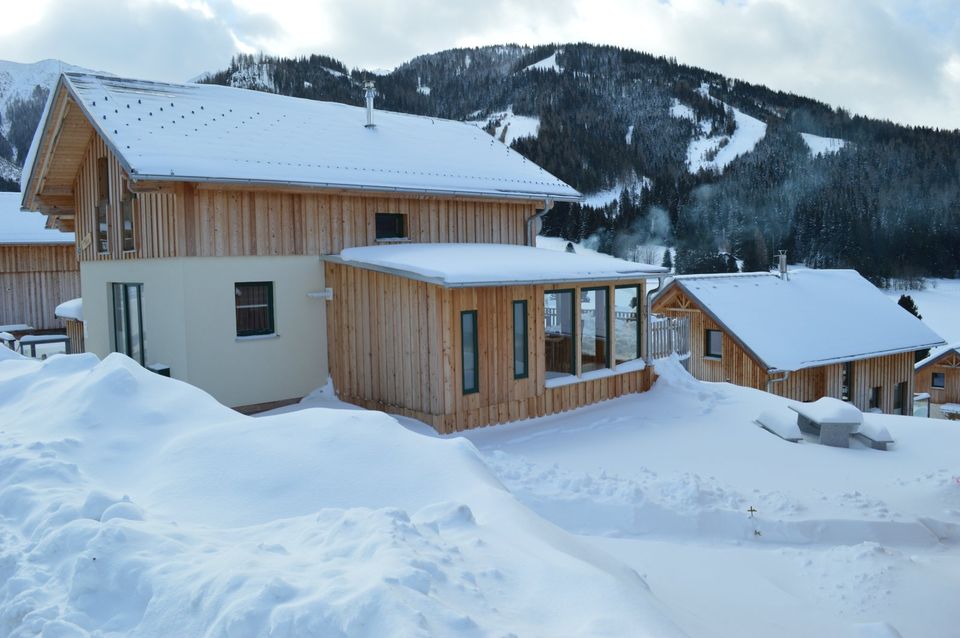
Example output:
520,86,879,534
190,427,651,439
777,250,788,280
363,81,376,128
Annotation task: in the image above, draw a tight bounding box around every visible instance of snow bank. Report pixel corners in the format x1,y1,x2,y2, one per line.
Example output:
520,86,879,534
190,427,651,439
756,408,803,442
0,353,682,636
790,397,863,425
55,297,83,321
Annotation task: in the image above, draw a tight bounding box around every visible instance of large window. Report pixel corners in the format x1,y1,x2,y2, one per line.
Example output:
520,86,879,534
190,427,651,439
120,177,135,252
580,287,609,373
112,283,144,365
705,329,723,359
932,372,945,389
461,310,479,394
868,386,881,410
96,157,110,254
893,382,906,415
235,282,275,337
375,212,407,240
544,290,575,378
614,285,641,363
513,300,528,379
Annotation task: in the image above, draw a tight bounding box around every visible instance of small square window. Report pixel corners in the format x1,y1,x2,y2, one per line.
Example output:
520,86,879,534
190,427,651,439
932,372,945,389
375,212,407,240
705,329,723,358
235,282,274,337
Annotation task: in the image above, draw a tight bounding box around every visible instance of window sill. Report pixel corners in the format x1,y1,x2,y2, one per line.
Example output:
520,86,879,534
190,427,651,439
235,333,280,342
375,237,410,244
703,355,722,362
545,358,647,388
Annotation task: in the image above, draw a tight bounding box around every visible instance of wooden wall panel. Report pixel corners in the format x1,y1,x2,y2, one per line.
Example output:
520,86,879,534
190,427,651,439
0,244,80,330
915,351,960,405
849,351,916,415
65,318,85,353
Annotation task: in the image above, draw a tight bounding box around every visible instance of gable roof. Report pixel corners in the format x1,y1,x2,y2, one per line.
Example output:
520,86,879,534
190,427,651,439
653,269,945,372
328,243,665,287
915,343,960,372
0,192,74,245
23,73,581,207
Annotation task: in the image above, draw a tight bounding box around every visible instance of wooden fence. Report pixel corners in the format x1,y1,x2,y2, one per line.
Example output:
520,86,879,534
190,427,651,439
649,314,691,360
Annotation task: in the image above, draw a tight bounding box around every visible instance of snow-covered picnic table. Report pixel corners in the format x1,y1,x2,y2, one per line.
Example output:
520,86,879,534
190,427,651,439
789,398,863,448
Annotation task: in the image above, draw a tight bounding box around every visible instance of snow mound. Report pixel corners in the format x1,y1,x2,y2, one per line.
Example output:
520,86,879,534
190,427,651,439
0,353,682,636
756,408,803,442
791,397,863,425
55,297,83,321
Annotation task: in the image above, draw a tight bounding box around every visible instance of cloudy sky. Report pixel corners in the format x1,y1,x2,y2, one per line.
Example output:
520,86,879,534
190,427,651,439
2,0,958,130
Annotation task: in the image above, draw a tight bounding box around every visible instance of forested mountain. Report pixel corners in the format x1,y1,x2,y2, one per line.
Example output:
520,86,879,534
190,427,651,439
4,46,958,282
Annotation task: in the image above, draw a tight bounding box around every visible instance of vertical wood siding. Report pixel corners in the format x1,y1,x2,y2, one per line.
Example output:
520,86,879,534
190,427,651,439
0,244,80,330
325,263,654,433
914,351,960,405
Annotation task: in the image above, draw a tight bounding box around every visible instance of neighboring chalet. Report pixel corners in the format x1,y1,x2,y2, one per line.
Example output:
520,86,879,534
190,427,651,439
914,345,960,419
652,268,944,415
0,191,79,331
21,73,666,429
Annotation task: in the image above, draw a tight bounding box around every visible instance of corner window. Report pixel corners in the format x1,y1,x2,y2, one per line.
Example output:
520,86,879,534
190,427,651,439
705,329,723,359
932,372,945,389
235,282,275,337
615,285,641,363
461,310,479,394
120,178,135,252
96,157,110,254
513,300,528,379
544,290,575,378
581,287,610,373
112,283,144,365
375,212,407,240
868,386,881,410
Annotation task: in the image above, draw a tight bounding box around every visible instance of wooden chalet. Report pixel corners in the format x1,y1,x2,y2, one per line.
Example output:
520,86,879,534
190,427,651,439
652,268,944,415
0,192,79,332
914,345,960,419
20,72,666,428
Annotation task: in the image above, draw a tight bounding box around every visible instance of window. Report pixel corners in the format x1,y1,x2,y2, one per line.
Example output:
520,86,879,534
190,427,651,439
375,212,407,240
581,287,610,373
461,310,479,394
96,157,110,254
615,285,641,363
705,329,723,359
112,283,144,365
841,361,853,401
235,282,275,337
544,290,575,378
513,300,528,379
120,178,135,252
868,386,881,410
932,372,945,389
893,382,906,415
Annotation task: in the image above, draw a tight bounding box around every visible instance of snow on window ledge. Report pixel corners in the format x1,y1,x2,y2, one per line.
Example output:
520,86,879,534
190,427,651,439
235,333,280,342
544,358,646,388
375,237,410,244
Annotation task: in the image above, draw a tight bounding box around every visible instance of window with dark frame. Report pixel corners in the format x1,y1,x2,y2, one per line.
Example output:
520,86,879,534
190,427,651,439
544,290,576,378
580,287,610,373
112,282,144,365
893,382,906,415
235,282,275,337
614,285,641,363
120,177,135,252
96,157,110,254
932,372,945,389
513,300,528,379
375,212,407,240
869,386,881,410
461,310,479,394
705,329,723,358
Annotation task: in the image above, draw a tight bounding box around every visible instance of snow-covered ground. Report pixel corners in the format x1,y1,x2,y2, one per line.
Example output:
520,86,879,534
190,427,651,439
884,278,960,356
801,132,847,157
522,51,562,73
671,87,767,174
467,106,540,145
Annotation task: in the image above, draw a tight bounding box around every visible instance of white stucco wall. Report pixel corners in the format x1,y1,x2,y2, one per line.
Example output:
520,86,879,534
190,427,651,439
79,256,327,408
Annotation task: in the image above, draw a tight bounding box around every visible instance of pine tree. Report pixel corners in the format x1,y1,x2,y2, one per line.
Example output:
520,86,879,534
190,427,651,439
897,294,922,320
661,249,673,271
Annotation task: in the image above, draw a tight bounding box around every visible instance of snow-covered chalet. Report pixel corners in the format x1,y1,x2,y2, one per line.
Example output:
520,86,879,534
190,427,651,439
21,72,667,431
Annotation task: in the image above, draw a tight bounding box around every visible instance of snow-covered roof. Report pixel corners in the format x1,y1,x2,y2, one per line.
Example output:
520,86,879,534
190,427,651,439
0,192,74,245
330,243,666,287
54,297,82,321
31,72,580,202
655,269,945,372
915,343,960,371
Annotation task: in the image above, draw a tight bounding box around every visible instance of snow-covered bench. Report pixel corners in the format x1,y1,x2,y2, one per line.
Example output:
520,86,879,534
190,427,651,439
789,398,863,448
853,421,894,451
755,409,802,442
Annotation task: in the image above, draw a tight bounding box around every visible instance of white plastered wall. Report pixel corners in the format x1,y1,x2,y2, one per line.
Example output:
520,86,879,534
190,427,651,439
80,256,327,408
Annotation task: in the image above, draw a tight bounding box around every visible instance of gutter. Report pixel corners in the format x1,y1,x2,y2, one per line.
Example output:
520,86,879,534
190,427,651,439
525,198,554,246
766,370,791,394
643,275,667,363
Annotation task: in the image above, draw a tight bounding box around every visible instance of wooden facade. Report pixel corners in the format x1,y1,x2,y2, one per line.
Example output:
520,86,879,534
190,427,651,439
915,349,960,408
64,317,85,354
654,287,918,415
325,262,654,432
0,243,80,330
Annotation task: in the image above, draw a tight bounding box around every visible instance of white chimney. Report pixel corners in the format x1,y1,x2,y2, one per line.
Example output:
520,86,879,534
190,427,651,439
777,250,789,280
363,81,377,128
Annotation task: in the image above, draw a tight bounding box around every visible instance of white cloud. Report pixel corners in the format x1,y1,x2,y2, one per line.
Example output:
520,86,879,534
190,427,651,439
0,0,958,129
